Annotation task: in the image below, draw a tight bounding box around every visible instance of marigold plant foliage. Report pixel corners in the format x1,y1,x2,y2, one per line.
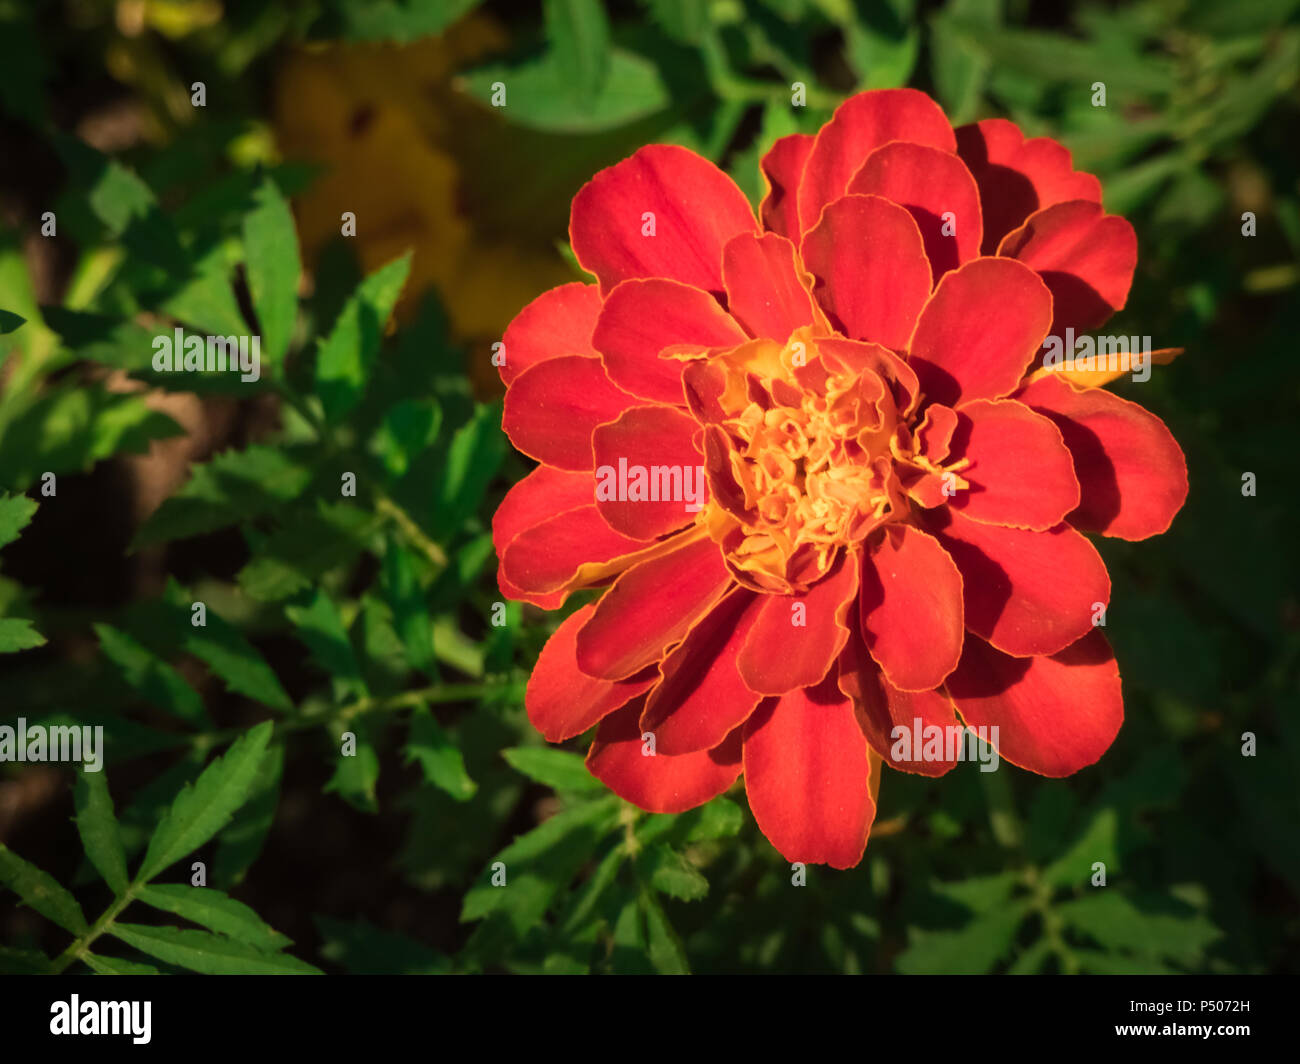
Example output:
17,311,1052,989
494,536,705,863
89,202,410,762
493,89,1188,869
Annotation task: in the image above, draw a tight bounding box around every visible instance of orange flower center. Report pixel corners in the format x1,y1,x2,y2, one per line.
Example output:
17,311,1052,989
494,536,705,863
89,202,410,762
693,332,920,594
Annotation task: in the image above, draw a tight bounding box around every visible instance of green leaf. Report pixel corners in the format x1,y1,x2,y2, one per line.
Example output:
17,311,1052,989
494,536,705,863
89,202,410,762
132,444,313,550
371,398,441,478
462,49,670,134
683,796,744,841
406,705,477,802
316,253,411,423
109,923,320,974
545,0,611,99
0,308,24,334
895,902,1030,974
285,588,367,696
646,844,708,901
238,502,381,602
640,0,710,42
502,747,604,794
381,542,434,673
242,175,300,367
94,624,208,726
314,916,451,974
1041,807,1119,889
462,796,621,934
434,402,507,536
0,386,182,489
137,884,290,951
82,953,162,975
181,611,293,712
160,243,247,337
0,845,87,934
74,770,129,895
138,721,274,881
0,617,44,653
321,0,484,41
213,743,284,888
844,0,920,90
641,890,690,974
1056,892,1221,967
0,494,34,551
0,947,51,974
324,718,381,813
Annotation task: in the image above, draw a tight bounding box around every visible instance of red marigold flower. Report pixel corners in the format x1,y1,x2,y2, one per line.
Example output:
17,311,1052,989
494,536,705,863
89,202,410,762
493,88,1189,869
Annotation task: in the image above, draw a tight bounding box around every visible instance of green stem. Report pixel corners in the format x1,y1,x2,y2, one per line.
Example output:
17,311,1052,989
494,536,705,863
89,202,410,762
49,882,143,975
375,491,448,568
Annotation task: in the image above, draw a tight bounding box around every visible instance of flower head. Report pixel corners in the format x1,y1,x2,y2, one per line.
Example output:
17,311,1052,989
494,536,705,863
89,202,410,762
493,89,1188,869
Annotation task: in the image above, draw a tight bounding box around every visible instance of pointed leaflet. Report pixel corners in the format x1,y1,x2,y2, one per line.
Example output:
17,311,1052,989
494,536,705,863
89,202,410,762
405,704,477,802
316,252,411,423
242,175,300,368
0,493,36,549
137,721,274,882
109,923,320,974
180,606,293,712
74,769,129,895
136,884,291,952
0,846,87,935
94,623,208,726
502,747,607,794
284,588,368,698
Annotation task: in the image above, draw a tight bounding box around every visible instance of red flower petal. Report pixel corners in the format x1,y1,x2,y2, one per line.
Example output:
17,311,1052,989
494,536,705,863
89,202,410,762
859,524,964,691
575,533,732,681
641,589,765,756
1016,374,1188,540
998,200,1137,334
527,605,658,742
742,673,876,868
759,133,815,241
592,279,748,405
797,88,955,239
847,141,983,281
722,231,819,342
927,508,1109,658
946,398,1080,530
502,504,655,596
499,283,602,386
502,355,639,470
493,465,594,607
907,257,1053,407
736,553,859,695
839,630,962,777
946,630,1122,777
801,194,932,350
587,698,742,814
955,118,1101,253
570,144,758,295
592,405,706,540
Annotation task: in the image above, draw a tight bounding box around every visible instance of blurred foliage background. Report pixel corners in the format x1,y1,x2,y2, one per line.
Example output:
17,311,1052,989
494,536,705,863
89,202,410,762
0,0,1297,975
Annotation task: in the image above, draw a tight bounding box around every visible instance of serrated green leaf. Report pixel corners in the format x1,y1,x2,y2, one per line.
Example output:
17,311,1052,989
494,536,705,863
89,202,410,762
1056,892,1221,966
285,588,367,696
109,923,320,974
462,49,670,134
94,624,208,726
683,796,744,841
434,402,506,536
212,743,283,888
371,398,441,478
0,493,35,549
502,746,604,793
462,796,620,934
381,541,434,674
316,253,411,423
641,890,690,974
132,444,313,549
238,502,381,602
137,884,290,951
1042,807,1118,888
0,845,87,934
138,722,274,882
74,770,129,895
646,844,708,901
0,617,44,653
181,610,293,712
324,718,380,813
82,953,162,975
242,175,300,367
895,901,1030,974
406,705,477,802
